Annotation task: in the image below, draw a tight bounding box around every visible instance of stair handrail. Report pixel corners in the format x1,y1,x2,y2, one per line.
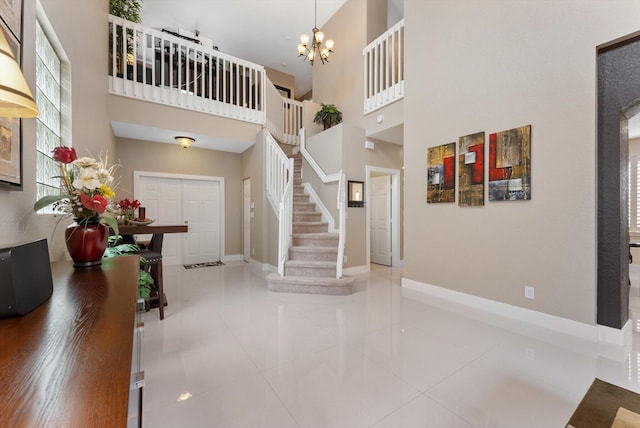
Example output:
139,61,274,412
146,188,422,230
299,128,346,279
299,128,341,183
336,171,346,279
278,165,294,276
265,132,294,275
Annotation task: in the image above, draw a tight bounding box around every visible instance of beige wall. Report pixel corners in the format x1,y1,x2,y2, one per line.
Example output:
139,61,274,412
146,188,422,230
241,130,278,266
265,66,296,100
0,0,115,261
312,0,367,129
403,0,640,326
116,137,243,256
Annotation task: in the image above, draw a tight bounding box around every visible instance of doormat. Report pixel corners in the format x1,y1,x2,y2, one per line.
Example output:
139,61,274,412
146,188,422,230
566,378,640,427
183,261,225,269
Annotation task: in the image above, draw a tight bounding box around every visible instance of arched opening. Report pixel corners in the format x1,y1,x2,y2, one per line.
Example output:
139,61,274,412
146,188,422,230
597,33,640,329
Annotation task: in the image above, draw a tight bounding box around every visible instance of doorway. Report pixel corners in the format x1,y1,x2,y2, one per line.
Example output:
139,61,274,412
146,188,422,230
134,171,225,266
366,166,402,267
243,178,251,262
597,34,640,329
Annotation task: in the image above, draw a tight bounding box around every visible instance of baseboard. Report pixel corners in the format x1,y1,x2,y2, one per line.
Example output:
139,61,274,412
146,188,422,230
598,320,632,347
343,265,369,275
222,254,243,262
247,258,275,272
400,277,630,347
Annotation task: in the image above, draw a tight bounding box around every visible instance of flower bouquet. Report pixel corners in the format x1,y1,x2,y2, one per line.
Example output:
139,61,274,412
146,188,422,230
34,146,119,266
117,198,141,224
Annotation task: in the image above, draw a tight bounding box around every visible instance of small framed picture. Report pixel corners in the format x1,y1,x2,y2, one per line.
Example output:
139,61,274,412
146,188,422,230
0,0,22,41
0,21,22,190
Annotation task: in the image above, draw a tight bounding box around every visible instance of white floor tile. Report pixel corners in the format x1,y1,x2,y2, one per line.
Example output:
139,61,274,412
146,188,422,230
262,343,420,428
140,263,640,428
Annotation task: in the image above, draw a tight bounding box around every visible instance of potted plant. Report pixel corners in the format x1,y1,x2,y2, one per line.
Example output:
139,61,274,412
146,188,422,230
103,237,154,301
314,103,343,130
109,0,143,76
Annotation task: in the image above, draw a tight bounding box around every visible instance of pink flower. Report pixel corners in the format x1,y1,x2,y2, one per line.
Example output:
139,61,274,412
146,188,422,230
80,193,108,214
52,146,77,164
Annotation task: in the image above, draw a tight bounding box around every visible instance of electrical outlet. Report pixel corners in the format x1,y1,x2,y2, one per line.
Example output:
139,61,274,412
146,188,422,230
524,286,535,300
343,255,348,263
252,248,255,255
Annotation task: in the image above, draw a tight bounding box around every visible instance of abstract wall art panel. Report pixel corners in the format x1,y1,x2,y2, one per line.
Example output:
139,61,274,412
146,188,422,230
489,125,531,201
427,142,456,203
458,132,485,206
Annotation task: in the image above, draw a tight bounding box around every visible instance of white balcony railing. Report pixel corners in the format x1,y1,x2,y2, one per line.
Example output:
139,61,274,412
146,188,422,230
363,19,404,114
109,15,265,125
265,78,304,145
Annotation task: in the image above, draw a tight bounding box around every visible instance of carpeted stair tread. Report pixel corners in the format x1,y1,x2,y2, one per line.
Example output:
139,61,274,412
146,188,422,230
292,232,338,238
266,273,356,295
285,259,337,268
290,246,338,253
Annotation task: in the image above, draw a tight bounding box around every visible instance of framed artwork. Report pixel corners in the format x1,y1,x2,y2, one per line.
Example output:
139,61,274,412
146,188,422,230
347,180,364,207
458,132,485,206
0,0,22,41
427,142,456,203
0,18,22,190
488,125,531,201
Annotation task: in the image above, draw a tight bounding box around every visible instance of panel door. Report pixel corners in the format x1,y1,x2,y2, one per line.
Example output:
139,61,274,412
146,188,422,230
370,175,392,266
243,178,251,262
182,179,221,264
137,176,182,265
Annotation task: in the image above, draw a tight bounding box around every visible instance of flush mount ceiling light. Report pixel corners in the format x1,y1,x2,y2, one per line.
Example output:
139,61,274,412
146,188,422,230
0,28,39,117
297,0,335,65
175,136,195,148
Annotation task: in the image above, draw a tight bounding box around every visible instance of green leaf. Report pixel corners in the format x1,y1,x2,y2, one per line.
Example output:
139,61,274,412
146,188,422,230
34,194,68,212
100,215,119,236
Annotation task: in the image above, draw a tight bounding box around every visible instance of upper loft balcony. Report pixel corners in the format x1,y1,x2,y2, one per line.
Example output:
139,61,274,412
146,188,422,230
363,19,404,115
107,16,404,150
107,15,303,148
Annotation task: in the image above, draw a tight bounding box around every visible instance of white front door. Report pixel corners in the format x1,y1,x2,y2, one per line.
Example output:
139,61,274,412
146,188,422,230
243,178,251,262
370,175,392,266
182,179,221,264
137,176,183,265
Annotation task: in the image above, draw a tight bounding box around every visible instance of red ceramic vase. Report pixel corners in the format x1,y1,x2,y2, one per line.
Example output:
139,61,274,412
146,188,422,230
65,221,108,267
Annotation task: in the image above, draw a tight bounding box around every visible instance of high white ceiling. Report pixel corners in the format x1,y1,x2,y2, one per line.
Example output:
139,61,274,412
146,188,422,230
139,0,349,97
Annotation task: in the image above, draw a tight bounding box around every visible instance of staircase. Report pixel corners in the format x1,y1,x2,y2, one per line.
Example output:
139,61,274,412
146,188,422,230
266,153,356,295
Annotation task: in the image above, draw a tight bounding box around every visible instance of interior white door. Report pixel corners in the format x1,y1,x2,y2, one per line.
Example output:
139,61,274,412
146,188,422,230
137,176,182,265
243,178,251,262
182,179,221,264
370,175,392,266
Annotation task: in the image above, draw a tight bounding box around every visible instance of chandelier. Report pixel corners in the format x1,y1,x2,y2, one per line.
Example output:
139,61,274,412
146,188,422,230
297,0,335,65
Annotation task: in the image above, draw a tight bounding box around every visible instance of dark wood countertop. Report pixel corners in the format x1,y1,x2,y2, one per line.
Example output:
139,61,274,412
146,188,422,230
0,256,140,428
113,224,188,235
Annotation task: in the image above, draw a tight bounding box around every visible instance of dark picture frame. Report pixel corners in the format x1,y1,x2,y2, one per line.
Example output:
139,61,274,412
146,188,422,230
347,180,364,207
274,84,291,99
0,0,22,41
0,18,23,190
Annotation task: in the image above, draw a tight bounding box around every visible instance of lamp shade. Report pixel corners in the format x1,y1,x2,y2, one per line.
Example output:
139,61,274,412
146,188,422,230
0,28,38,118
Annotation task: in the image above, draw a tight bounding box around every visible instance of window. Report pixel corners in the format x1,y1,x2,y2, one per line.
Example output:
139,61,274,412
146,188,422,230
35,17,68,211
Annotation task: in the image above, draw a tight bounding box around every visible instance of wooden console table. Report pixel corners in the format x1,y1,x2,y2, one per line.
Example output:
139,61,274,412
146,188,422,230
0,256,140,427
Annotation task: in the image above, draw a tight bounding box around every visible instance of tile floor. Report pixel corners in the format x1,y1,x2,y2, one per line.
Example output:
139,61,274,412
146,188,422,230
140,262,640,428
